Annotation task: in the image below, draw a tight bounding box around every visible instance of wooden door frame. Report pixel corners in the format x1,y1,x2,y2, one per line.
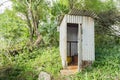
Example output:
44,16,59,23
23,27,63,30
78,23,82,72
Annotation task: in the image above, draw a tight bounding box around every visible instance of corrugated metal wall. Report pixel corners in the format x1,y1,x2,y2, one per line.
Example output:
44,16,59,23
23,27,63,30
82,17,95,61
60,15,95,68
66,15,95,61
60,15,67,68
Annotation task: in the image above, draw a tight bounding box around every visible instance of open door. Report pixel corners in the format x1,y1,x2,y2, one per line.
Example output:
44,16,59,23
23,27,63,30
67,23,78,66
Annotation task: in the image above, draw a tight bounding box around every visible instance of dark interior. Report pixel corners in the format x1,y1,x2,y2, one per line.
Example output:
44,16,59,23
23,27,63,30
67,23,78,65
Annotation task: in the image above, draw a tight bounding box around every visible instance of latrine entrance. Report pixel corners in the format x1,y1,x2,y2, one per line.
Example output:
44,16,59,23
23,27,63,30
67,23,78,65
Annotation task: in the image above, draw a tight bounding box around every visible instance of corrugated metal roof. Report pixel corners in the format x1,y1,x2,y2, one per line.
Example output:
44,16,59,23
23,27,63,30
58,9,97,26
68,9,98,19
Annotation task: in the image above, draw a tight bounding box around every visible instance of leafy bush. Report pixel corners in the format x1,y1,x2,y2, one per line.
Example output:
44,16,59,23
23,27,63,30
65,35,120,80
63,45,120,80
0,10,28,51
0,47,62,80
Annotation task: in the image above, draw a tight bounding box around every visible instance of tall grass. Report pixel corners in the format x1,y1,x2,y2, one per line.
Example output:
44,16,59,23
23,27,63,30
66,45,120,80
0,40,120,80
0,47,62,80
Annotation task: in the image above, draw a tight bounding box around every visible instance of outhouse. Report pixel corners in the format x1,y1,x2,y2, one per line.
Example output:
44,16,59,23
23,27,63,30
58,9,97,71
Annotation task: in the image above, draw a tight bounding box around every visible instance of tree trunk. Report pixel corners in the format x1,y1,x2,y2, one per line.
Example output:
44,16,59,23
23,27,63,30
30,7,42,46
26,13,34,43
26,0,42,47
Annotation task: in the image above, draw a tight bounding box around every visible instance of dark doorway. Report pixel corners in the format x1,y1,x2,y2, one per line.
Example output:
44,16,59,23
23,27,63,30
67,23,78,65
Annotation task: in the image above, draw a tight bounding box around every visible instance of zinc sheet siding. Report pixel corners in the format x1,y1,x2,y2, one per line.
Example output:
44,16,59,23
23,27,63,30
66,15,95,61
82,17,95,61
60,15,95,65
60,15,67,68
66,15,82,24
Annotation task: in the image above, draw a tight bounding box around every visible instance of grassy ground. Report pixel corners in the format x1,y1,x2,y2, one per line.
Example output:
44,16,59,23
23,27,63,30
0,47,62,80
0,45,120,80
65,45,120,80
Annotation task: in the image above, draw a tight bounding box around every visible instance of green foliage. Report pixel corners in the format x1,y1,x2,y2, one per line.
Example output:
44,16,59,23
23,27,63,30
31,47,62,76
96,9,120,35
67,27,119,80
62,45,120,80
55,0,120,37
77,0,116,13
1,43,120,80
0,0,120,80
0,10,28,51
0,47,62,80
56,0,116,13
12,0,50,44
51,1,69,16
39,20,59,46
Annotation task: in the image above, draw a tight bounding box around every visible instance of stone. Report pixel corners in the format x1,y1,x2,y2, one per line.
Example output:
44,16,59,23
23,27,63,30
38,71,51,80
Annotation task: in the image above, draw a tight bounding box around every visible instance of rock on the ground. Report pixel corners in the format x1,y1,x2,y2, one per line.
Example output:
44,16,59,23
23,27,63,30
38,71,51,80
